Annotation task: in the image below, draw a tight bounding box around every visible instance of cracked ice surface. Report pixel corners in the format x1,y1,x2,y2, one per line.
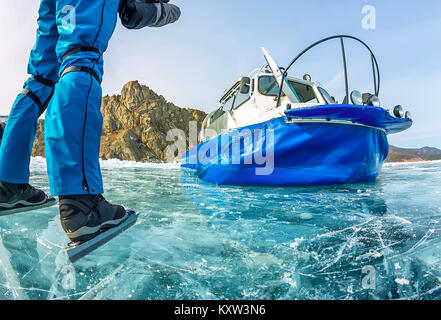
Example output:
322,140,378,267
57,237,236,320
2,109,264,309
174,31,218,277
0,157,440,300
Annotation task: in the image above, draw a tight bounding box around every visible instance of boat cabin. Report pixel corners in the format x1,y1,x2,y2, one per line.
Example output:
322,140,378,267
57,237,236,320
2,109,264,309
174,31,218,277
200,51,335,142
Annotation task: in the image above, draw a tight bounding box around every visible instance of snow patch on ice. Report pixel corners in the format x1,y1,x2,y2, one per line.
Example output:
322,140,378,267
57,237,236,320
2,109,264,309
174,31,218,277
290,237,305,249
100,159,180,169
30,156,180,170
395,278,410,285
299,213,313,220
384,160,441,167
393,216,412,225
283,273,297,288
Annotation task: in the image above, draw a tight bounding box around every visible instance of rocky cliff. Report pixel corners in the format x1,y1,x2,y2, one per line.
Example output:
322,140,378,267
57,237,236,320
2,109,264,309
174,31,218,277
386,145,441,163
99,81,206,162
29,81,207,162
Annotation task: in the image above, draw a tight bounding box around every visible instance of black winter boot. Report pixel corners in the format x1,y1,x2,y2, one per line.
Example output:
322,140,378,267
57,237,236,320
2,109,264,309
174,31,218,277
0,181,48,210
59,194,128,244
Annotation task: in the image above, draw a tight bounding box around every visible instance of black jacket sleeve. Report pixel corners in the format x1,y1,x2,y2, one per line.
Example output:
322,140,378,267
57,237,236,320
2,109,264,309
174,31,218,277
119,0,181,30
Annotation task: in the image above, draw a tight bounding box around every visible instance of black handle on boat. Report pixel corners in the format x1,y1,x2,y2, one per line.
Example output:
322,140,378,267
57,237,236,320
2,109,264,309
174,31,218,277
276,35,380,107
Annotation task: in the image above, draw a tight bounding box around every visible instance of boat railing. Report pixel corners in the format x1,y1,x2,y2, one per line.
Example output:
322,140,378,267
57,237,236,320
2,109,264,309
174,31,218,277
275,35,381,109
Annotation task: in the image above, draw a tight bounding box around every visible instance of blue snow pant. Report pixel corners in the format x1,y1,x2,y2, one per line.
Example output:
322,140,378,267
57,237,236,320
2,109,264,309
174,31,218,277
0,0,120,196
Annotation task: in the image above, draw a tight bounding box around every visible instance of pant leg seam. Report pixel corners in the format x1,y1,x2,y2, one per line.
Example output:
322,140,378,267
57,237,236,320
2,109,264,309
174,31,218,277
81,75,94,193
92,0,107,48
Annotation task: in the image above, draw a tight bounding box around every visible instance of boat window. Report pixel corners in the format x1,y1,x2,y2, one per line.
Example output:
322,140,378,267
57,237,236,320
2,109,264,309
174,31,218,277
287,81,318,103
211,108,226,123
318,87,334,104
232,90,250,110
258,76,282,96
223,95,235,111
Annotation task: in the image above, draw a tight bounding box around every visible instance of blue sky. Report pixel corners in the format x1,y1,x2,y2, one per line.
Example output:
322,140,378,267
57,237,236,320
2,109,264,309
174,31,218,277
0,1,440,148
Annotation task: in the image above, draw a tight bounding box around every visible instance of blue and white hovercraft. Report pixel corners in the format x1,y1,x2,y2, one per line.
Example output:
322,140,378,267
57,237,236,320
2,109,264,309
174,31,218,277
181,35,413,186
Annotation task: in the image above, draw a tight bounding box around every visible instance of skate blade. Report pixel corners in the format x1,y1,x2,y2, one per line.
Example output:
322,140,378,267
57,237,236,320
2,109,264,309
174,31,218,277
0,197,57,217
64,210,139,263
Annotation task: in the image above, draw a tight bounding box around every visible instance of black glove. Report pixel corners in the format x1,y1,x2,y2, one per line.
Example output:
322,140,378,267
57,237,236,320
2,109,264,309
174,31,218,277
119,0,181,30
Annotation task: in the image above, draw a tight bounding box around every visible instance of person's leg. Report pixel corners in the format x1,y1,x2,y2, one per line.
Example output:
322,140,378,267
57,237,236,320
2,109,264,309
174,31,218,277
0,0,59,207
45,0,120,196
0,0,59,184
46,0,126,242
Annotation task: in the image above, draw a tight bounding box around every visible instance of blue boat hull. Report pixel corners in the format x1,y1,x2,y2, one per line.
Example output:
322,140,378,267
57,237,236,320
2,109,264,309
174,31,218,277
181,105,412,187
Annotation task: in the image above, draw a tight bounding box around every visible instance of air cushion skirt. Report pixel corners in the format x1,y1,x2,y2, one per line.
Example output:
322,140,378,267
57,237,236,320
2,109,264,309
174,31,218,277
181,105,413,187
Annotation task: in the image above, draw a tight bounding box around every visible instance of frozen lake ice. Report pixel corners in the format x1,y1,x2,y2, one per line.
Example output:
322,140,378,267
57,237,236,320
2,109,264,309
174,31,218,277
0,157,440,300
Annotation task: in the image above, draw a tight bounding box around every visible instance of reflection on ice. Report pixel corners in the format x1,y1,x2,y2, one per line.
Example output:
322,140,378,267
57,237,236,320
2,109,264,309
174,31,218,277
0,158,440,299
